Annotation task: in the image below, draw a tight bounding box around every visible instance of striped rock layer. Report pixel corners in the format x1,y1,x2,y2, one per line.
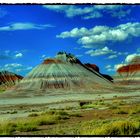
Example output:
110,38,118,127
0,71,23,89
13,52,112,92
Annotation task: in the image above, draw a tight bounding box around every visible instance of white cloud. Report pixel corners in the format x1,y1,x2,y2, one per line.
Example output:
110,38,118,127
57,27,89,38
82,11,102,19
43,5,130,20
94,5,122,10
105,63,125,72
40,54,51,61
85,46,116,56
107,55,118,59
4,63,22,68
26,66,33,70
15,53,23,58
113,53,140,72
0,22,54,31
105,65,112,69
114,64,125,70
43,5,94,18
85,45,128,58
112,9,131,19
57,22,140,46
118,52,128,55
0,50,25,60
125,53,140,64
75,54,83,58
1,63,33,74
105,65,115,72
41,55,46,58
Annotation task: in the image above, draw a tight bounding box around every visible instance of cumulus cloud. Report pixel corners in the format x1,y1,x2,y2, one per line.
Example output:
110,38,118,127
1,63,33,73
40,54,51,61
0,50,24,60
85,46,128,59
58,22,140,46
105,65,112,69
57,27,90,38
75,54,83,58
0,22,54,31
125,53,140,64
15,53,23,58
85,46,116,56
43,5,95,18
105,65,115,72
111,9,131,19
105,63,125,72
107,55,118,59
107,52,128,59
113,53,140,71
43,5,130,20
4,63,23,68
114,64,125,70
82,11,102,19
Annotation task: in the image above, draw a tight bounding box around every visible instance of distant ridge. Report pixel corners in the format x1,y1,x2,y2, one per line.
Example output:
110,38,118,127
0,71,23,89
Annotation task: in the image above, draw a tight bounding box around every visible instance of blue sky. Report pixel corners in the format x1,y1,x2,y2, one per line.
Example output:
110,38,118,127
0,4,140,76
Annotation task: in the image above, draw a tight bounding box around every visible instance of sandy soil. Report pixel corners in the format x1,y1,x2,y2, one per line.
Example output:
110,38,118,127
0,80,140,121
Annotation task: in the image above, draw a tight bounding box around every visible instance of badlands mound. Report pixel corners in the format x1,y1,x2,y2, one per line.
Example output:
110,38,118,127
0,71,23,90
1,52,113,97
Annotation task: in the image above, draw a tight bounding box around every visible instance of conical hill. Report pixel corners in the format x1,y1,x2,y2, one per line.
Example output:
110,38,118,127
14,52,112,90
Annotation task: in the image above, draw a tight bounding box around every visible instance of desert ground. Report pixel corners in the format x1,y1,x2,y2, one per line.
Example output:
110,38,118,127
0,77,140,135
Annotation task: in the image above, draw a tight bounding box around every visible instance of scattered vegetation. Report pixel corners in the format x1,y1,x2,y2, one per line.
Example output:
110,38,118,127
129,106,140,115
28,113,39,117
80,119,140,135
113,109,128,114
1,97,140,135
79,101,92,107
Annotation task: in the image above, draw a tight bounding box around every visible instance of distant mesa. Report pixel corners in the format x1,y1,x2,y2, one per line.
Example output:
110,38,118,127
0,71,23,89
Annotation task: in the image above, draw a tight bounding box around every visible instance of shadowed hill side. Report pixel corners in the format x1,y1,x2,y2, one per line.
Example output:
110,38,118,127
85,63,113,82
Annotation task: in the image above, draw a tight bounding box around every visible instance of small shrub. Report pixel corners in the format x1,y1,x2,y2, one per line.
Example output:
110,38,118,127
109,105,119,110
0,122,17,135
113,95,118,98
42,110,56,115
57,115,70,120
55,110,69,116
10,110,18,114
16,123,37,132
79,101,91,107
129,107,140,115
28,113,39,117
35,115,59,126
113,109,128,114
30,109,38,112
70,113,82,117
81,104,96,109
92,120,140,135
